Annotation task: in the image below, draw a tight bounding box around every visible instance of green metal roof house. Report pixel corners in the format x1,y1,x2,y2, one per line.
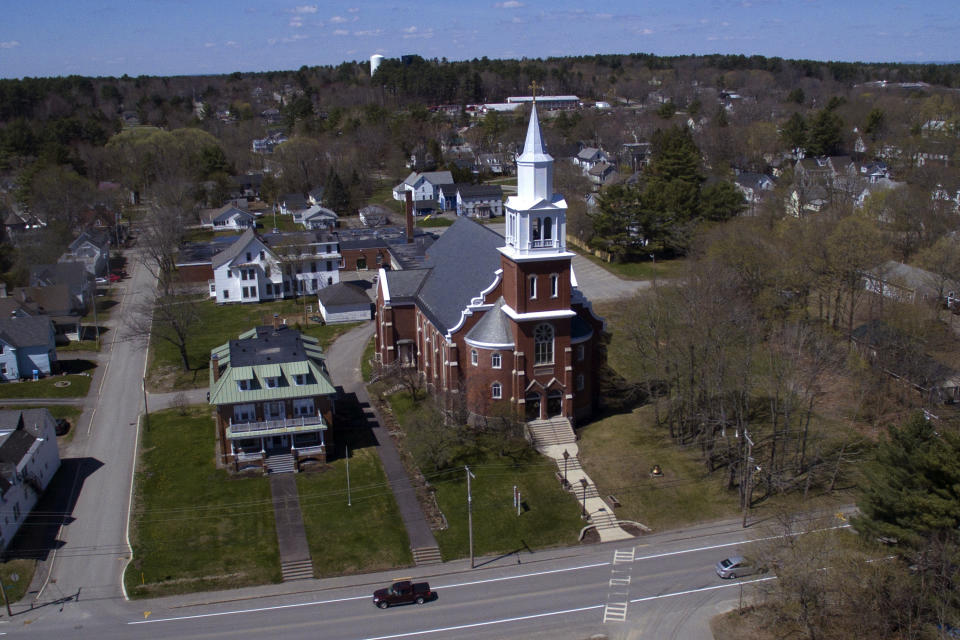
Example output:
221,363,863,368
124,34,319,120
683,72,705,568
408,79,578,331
209,319,336,472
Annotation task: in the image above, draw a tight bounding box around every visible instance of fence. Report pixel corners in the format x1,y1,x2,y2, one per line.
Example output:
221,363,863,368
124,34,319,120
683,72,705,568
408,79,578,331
566,234,613,263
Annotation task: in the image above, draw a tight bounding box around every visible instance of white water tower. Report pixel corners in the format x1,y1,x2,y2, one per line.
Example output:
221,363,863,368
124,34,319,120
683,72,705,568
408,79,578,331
370,54,384,76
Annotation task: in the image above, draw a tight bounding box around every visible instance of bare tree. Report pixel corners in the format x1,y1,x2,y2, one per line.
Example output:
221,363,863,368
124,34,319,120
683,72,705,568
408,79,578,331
127,294,201,372
138,204,184,297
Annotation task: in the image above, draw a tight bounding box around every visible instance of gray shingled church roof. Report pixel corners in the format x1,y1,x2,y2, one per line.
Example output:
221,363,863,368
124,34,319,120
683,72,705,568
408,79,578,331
416,218,505,333
465,297,514,347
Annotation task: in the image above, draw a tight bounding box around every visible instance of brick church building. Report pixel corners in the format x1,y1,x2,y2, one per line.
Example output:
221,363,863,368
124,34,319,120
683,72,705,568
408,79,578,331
374,105,605,425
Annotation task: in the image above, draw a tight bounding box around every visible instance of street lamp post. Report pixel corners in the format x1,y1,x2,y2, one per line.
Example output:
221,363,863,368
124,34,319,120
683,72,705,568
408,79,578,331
580,478,588,518
562,449,569,486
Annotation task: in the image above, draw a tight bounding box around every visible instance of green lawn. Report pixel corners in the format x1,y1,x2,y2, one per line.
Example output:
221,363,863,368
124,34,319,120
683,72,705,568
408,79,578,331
147,298,360,392
0,559,36,603
578,406,741,531
125,406,280,598
0,374,92,399
430,445,584,560
297,446,412,577
571,247,687,281
417,217,454,228
361,336,376,382
383,392,584,560
82,294,119,323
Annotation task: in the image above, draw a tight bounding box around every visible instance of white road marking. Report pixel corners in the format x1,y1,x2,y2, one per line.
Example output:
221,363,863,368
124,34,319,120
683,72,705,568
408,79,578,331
632,525,851,564
603,602,628,622
357,604,605,640
630,575,777,604
128,594,370,625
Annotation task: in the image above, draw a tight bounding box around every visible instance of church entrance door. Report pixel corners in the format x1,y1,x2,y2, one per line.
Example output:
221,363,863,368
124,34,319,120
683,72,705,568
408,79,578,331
547,390,563,418
525,392,541,421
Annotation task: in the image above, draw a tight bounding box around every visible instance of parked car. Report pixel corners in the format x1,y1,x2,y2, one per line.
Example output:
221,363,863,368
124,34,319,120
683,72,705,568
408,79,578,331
715,555,763,579
372,580,435,609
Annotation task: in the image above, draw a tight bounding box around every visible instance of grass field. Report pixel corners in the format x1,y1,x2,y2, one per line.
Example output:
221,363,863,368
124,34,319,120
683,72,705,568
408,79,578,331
384,392,585,561
571,248,688,281
0,373,93,399
297,446,412,577
147,298,359,391
125,406,280,598
577,406,741,530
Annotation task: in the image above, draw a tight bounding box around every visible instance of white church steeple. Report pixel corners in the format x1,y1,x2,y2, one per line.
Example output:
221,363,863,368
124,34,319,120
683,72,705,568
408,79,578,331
501,103,570,260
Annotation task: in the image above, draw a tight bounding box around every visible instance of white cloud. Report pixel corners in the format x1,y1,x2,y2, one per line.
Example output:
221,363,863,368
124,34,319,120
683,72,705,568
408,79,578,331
291,5,317,13
594,13,612,19
347,7,359,12
226,40,239,47
403,27,434,39
204,42,215,48
495,1,523,7
0,40,20,49
640,28,653,35
330,15,347,23
268,38,278,45
290,16,304,27
333,29,349,35
354,29,383,36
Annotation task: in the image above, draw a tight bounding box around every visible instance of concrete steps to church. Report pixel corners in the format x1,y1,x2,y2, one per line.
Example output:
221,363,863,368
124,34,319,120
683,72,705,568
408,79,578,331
527,418,576,448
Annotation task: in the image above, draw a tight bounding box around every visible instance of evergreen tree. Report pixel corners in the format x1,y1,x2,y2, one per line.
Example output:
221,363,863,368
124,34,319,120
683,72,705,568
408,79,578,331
322,170,350,214
806,108,844,156
781,112,807,151
854,414,960,552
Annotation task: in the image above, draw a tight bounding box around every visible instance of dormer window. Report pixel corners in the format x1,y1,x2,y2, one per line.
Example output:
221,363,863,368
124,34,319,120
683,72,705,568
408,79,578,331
265,376,279,388
237,379,251,391
293,373,307,385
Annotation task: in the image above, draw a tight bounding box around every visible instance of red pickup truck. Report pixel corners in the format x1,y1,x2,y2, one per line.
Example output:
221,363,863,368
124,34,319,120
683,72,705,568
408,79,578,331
372,580,435,609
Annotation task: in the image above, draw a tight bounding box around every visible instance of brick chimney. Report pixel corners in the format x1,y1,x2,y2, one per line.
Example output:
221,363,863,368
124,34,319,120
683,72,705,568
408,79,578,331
211,353,220,382
405,190,414,244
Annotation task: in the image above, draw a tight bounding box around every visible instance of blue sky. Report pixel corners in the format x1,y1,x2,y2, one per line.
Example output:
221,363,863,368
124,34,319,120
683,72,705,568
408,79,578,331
1,1,957,79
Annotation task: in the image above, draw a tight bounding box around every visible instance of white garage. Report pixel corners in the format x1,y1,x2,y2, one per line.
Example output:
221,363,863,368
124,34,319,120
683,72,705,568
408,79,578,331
317,283,372,324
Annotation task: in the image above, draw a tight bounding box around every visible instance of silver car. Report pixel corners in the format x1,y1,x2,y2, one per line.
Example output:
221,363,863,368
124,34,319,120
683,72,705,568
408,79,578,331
715,555,760,579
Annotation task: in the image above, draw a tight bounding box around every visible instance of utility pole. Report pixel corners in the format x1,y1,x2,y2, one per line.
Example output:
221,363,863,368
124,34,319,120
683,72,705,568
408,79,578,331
346,445,351,507
466,465,476,568
742,428,754,528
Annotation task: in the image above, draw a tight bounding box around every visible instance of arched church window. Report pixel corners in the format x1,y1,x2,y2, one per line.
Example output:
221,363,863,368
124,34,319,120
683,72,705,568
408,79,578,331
532,217,541,241
534,323,554,365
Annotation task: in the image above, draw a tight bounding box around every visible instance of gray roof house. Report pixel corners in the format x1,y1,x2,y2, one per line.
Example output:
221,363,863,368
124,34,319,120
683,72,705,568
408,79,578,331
60,231,110,278
0,316,57,381
200,205,256,231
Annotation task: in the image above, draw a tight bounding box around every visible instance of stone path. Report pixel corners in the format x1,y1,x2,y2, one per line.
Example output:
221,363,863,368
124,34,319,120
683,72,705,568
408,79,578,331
529,419,635,543
269,474,314,582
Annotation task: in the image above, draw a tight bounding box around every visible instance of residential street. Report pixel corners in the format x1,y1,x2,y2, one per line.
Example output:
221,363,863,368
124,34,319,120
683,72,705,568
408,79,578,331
23,251,156,621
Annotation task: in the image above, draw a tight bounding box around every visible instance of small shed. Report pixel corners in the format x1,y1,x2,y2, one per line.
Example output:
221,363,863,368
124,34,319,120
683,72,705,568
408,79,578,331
317,283,372,324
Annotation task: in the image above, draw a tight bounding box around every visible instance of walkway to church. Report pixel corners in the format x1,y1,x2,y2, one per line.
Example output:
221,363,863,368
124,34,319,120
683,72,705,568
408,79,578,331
324,322,441,565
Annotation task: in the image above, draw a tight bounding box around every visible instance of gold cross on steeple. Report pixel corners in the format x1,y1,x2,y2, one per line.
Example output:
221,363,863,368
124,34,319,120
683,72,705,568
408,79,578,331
529,80,540,104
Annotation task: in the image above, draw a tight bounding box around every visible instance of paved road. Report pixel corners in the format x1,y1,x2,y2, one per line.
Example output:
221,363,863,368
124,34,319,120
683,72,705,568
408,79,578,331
23,252,156,620
1,513,852,639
